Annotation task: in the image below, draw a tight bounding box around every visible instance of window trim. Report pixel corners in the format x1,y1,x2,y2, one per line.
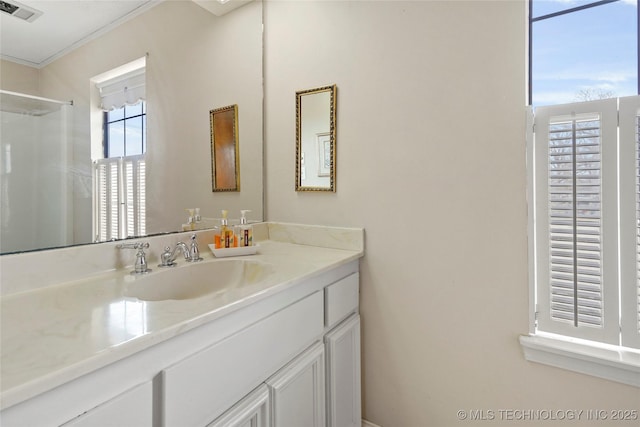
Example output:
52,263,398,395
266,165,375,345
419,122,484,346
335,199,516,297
520,334,640,387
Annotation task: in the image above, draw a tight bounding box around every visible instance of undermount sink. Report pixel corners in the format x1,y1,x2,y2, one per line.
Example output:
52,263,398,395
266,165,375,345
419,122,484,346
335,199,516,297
123,259,273,301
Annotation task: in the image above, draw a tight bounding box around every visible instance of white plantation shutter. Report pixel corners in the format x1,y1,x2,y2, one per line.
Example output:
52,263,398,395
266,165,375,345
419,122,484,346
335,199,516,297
94,160,119,241
533,99,620,345
93,155,146,241
620,96,640,348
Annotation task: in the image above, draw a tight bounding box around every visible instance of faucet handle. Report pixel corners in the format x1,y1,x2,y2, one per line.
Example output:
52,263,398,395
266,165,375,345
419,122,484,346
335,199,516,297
117,241,151,274
159,246,177,267
117,242,150,250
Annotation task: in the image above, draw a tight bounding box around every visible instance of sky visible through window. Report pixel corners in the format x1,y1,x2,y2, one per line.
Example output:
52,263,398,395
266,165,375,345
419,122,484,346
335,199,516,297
531,0,638,106
105,102,146,158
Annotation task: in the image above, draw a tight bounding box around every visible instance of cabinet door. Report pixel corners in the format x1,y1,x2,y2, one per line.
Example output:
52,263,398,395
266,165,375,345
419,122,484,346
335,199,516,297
266,342,325,427
208,384,270,427
61,381,152,427
163,292,323,427
325,314,361,427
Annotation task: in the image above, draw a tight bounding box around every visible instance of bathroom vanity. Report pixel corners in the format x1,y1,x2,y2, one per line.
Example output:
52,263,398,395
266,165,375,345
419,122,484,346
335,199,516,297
0,223,363,427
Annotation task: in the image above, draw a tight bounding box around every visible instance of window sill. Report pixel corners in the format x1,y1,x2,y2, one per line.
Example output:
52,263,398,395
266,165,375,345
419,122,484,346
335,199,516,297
519,335,640,388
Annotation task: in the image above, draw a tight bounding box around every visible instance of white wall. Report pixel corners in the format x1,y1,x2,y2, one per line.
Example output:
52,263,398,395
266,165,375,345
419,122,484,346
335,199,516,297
264,1,639,426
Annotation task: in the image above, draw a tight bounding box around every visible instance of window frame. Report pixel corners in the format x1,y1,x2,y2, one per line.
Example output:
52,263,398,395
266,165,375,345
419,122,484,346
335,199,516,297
528,0,640,105
103,101,146,158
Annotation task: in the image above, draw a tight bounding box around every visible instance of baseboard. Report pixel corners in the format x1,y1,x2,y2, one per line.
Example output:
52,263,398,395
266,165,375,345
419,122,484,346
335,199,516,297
363,420,382,427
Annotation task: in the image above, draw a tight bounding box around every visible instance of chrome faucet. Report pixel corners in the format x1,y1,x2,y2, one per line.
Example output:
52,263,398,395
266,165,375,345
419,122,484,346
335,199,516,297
117,242,151,274
159,234,203,267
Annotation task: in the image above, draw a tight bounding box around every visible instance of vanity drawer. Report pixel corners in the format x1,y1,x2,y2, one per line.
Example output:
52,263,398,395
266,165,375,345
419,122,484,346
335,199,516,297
325,273,359,328
162,291,324,427
62,381,152,427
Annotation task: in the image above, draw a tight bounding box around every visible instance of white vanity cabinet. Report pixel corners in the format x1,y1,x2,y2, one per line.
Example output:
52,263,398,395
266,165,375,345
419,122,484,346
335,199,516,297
0,260,361,427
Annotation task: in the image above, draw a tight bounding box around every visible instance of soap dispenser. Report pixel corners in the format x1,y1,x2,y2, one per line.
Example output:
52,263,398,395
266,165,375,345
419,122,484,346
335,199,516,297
235,210,253,247
183,208,195,231
217,210,235,249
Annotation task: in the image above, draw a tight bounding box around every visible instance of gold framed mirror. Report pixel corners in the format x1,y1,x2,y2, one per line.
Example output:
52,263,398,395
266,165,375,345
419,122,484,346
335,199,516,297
296,84,337,192
210,104,240,192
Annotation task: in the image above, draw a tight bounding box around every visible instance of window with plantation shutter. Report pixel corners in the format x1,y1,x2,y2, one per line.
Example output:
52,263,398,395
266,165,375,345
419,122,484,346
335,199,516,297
91,60,147,244
525,97,640,387
531,98,622,346
93,155,145,242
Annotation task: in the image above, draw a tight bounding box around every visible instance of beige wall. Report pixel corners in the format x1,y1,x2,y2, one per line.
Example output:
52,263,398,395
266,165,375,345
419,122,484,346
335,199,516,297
264,1,639,426
0,59,39,95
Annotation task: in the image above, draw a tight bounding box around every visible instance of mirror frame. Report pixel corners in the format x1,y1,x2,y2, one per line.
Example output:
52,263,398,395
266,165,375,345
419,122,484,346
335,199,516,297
210,104,240,192
295,84,337,192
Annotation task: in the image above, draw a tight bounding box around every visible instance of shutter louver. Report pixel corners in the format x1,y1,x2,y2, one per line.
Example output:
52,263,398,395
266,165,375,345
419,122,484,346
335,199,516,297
548,116,603,327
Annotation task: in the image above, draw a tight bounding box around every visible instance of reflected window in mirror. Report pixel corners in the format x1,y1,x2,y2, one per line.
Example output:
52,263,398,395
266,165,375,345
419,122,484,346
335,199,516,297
94,63,147,242
104,102,146,157
296,84,337,192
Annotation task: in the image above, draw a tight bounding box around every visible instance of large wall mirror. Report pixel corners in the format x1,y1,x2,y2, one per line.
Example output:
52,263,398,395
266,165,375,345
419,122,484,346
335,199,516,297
296,85,337,192
0,0,263,254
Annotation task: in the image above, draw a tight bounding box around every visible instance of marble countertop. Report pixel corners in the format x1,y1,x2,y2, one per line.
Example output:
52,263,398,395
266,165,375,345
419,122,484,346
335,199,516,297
1,227,363,410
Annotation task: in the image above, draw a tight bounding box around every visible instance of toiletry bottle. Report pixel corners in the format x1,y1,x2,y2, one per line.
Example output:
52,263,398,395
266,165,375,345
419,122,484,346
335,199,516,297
216,210,227,248
188,208,195,230
226,225,235,248
218,210,234,249
236,210,253,247
183,209,195,231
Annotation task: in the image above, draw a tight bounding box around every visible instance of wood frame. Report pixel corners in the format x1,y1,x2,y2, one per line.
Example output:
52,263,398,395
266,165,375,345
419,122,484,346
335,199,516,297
210,104,240,192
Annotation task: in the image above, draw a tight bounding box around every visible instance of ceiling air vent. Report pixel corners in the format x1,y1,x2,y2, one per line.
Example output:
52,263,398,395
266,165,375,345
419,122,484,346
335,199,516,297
0,0,42,22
